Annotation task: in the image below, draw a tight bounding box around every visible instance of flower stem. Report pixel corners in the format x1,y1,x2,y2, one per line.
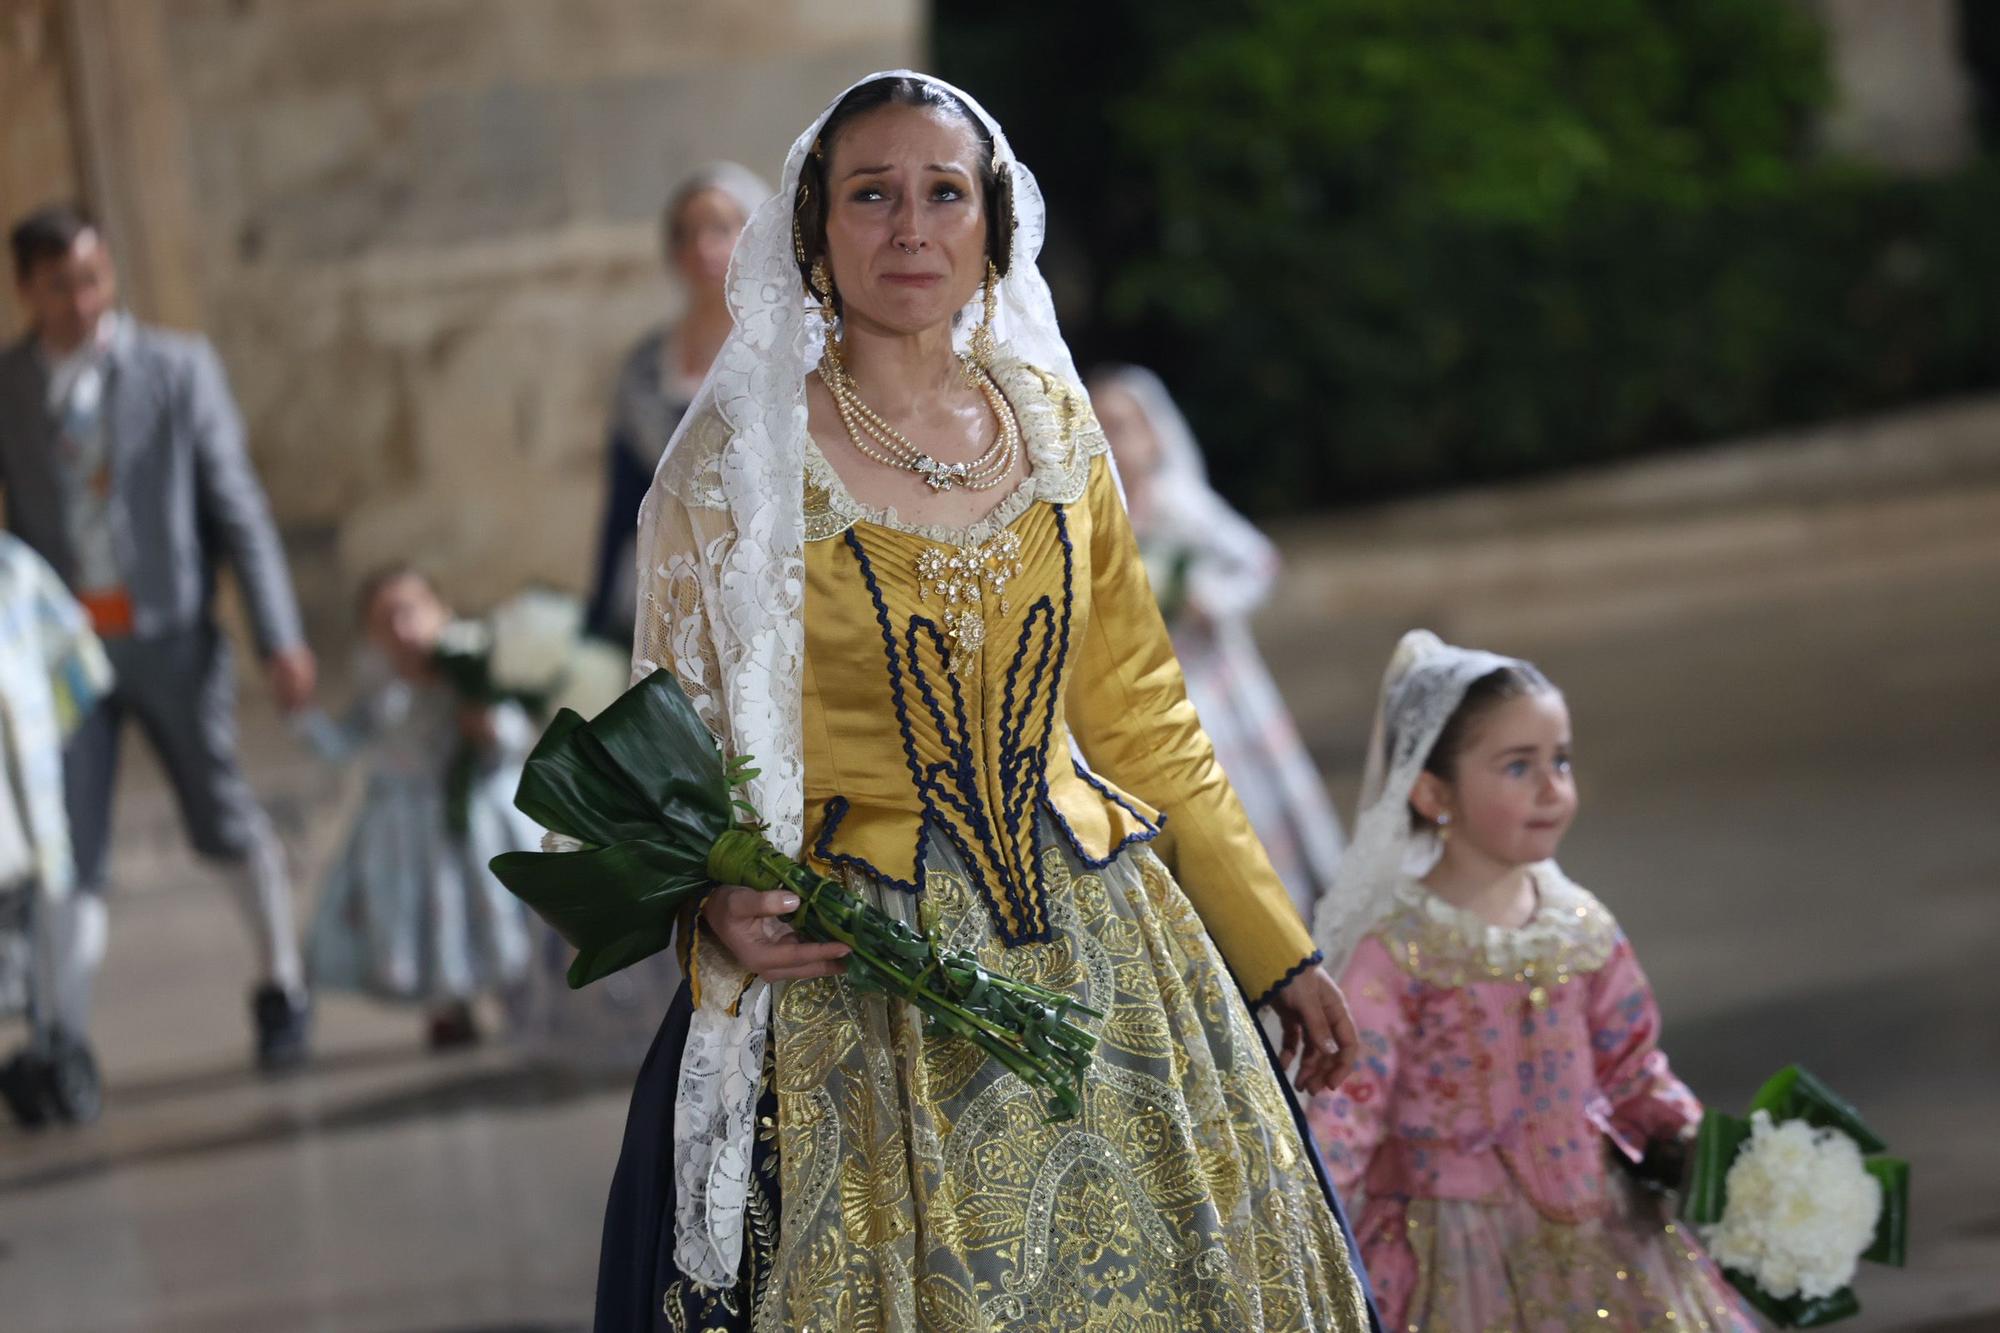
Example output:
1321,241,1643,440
704,827,1097,1118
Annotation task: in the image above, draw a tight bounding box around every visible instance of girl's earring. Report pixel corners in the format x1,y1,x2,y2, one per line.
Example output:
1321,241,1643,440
1436,812,1454,843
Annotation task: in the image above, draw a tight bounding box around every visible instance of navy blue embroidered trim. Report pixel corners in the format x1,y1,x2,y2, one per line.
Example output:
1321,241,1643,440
1070,755,1160,833
841,523,1068,945
847,529,936,898
836,507,1170,947
1250,948,1324,1011
810,795,920,895
989,596,1060,940
1053,755,1166,865
901,612,1021,929
1044,776,1164,869
844,529,1049,937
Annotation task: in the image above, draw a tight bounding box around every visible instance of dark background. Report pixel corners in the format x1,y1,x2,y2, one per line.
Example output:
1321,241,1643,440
938,0,2000,511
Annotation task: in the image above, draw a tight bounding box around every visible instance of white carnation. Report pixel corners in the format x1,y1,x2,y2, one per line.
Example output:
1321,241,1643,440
1703,1110,1882,1301
487,590,583,693
548,638,634,722
435,617,492,658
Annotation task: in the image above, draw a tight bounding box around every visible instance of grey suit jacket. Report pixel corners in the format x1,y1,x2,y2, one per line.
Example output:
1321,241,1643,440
0,320,303,657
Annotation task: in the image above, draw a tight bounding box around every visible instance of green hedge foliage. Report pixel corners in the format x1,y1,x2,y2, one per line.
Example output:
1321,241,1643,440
938,0,2000,508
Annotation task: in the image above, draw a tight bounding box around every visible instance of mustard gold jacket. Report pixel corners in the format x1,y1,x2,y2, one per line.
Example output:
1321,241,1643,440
794,360,1318,1004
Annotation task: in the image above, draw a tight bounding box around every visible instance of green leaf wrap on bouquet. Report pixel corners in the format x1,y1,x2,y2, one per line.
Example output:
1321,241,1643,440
1686,1064,1910,1327
1747,1066,1887,1154
489,668,1103,1121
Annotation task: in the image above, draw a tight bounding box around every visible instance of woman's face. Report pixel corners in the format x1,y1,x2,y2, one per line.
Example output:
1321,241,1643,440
820,104,989,339
1091,382,1164,525
670,188,749,293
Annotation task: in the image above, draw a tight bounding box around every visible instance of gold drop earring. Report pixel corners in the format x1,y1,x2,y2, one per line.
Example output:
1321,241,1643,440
810,258,834,317
811,258,843,372
1436,812,1454,843
968,258,999,372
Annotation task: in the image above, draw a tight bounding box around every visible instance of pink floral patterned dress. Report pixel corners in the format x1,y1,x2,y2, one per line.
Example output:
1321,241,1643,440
1307,865,1758,1332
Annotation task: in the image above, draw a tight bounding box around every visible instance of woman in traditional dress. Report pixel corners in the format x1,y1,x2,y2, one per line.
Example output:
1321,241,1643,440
595,72,1380,1332
1090,365,1345,924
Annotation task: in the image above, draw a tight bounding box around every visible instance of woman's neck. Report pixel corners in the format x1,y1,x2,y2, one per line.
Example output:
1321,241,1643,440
675,296,733,378
836,317,964,408
1421,846,1539,930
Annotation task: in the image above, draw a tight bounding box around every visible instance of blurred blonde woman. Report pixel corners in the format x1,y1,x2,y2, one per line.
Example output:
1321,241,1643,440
584,163,771,645
1090,364,1344,924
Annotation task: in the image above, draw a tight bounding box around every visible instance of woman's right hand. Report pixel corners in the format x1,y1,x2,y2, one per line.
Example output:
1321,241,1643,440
701,886,851,980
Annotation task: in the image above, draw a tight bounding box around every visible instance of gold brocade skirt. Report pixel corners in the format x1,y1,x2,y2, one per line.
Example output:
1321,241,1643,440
755,819,1372,1332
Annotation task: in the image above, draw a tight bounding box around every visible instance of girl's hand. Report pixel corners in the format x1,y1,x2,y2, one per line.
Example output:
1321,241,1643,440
1269,964,1359,1096
701,886,851,980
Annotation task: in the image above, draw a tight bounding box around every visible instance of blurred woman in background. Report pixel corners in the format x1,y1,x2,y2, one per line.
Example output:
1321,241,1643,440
583,163,771,645
1090,365,1344,924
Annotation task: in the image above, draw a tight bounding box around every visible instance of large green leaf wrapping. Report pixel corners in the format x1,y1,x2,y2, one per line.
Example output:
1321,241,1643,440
491,840,709,987
1725,1276,1862,1329
1863,1158,1910,1268
1748,1066,1887,1154
494,675,732,985
512,712,668,848
1685,1108,1751,1226
580,668,732,827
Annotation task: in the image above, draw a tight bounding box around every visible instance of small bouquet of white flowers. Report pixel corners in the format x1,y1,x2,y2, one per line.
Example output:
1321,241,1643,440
1685,1066,1909,1327
434,588,585,706
430,589,630,832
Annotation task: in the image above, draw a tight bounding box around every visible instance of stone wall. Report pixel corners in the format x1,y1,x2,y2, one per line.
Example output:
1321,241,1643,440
158,0,922,645
0,1,82,339
1807,0,1976,174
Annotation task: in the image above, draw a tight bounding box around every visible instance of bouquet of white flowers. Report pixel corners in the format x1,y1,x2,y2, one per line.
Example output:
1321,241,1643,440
486,590,585,696
430,589,626,833
433,588,584,706
1685,1066,1909,1327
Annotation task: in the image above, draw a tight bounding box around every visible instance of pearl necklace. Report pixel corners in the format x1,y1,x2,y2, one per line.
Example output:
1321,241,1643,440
819,344,1019,493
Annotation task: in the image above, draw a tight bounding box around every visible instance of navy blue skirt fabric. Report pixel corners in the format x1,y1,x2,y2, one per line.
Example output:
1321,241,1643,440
593,981,1383,1332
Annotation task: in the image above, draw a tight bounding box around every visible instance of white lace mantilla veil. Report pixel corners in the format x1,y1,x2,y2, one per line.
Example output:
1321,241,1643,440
1309,630,1528,976
628,70,1084,1288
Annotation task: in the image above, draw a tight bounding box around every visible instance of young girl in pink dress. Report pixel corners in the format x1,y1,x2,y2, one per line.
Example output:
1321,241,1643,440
1308,630,1757,1332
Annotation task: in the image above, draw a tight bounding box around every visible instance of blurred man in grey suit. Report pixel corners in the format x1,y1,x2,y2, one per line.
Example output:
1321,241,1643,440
1,204,314,1072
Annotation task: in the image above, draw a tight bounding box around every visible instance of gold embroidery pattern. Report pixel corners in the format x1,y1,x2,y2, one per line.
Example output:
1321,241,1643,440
914,531,1022,663
757,831,1371,1332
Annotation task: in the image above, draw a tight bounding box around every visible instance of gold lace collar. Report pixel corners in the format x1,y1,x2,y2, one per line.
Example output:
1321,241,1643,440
1376,862,1620,988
